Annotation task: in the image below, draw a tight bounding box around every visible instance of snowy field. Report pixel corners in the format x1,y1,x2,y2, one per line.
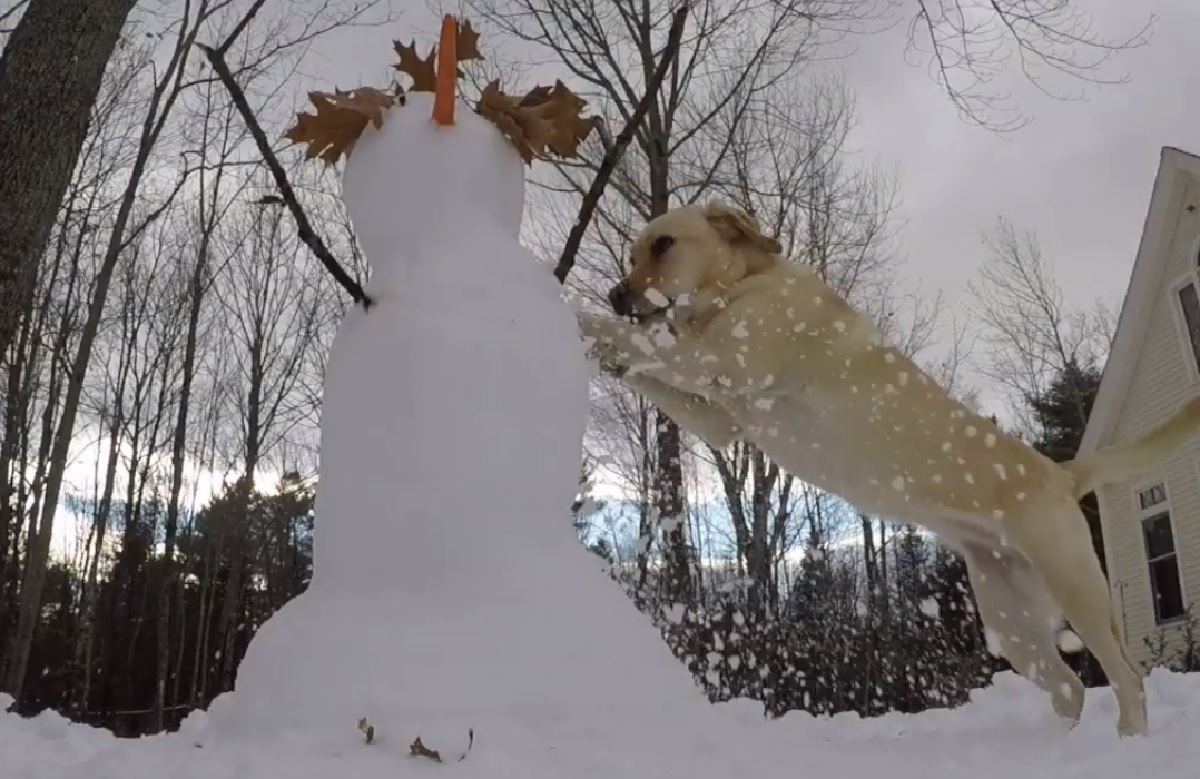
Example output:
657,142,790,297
3,667,1199,779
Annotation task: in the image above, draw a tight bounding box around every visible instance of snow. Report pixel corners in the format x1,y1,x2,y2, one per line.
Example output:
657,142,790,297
6,669,1200,778
4,55,1199,779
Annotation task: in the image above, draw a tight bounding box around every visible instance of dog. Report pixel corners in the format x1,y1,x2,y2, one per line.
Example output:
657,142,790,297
577,201,1200,738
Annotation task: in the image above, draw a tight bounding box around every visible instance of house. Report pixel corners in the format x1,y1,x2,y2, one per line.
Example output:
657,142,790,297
1079,146,1200,667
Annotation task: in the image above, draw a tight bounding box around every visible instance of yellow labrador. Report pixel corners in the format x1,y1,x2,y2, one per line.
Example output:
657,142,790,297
578,202,1200,738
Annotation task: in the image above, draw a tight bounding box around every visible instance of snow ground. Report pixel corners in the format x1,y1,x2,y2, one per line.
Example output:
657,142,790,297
4,667,1198,779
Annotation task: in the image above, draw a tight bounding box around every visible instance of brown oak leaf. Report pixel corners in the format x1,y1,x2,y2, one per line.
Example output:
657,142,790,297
456,19,484,62
393,19,486,92
527,81,594,159
393,40,438,91
477,80,594,164
283,87,396,165
409,736,443,762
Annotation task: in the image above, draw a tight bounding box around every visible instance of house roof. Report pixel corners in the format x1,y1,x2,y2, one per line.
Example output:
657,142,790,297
1079,146,1200,455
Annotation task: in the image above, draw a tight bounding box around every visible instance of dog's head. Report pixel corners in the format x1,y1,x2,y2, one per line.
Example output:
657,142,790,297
608,203,782,321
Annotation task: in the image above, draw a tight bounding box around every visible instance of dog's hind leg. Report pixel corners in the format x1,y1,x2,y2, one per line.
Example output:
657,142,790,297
961,543,1085,725
1008,503,1148,737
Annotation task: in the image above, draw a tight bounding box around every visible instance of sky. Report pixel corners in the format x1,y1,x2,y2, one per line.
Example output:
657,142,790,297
48,0,1200,544
836,0,1200,335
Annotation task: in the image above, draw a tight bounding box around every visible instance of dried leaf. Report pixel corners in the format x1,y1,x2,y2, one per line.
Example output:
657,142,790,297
457,19,484,62
393,20,485,92
283,87,397,165
393,40,437,91
409,736,443,762
356,717,375,745
477,80,594,164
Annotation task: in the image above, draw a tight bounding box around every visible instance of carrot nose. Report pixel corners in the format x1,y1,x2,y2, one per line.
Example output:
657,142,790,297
432,14,456,126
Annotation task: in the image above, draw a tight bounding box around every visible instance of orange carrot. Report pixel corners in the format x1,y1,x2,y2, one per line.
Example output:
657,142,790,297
432,14,457,126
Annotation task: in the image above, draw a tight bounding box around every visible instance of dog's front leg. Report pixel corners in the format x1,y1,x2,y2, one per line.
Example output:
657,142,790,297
577,313,769,400
621,373,742,450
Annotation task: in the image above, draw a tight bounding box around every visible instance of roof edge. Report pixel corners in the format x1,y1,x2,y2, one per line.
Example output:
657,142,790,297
1079,146,1197,455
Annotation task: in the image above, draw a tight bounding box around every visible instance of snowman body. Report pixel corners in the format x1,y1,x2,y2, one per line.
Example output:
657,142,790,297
211,94,705,740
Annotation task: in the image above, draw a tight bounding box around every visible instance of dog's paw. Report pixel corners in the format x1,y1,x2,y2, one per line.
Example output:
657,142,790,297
580,334,629,377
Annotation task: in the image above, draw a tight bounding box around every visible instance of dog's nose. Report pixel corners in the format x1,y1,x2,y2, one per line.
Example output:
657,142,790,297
609,281,632,316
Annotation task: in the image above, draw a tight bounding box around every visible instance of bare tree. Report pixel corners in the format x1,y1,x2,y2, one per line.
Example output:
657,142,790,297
150,63,265,730
897,0,1153,133
586,375,664,582
0,36,144,611
967,216,1112,431
208,184,323,690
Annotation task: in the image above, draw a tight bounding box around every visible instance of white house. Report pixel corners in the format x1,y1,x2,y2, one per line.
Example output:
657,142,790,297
1080,146,1200,666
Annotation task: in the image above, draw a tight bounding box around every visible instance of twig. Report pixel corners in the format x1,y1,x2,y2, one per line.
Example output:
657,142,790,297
458,728,474,761
553,2,690,285
196,43,372,309
215,0,270,56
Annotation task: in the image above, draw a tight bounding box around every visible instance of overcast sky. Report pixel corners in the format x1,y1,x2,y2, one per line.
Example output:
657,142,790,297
839,0,1200,328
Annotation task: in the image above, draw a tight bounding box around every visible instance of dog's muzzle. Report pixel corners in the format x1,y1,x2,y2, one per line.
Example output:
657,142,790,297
608,280,669,321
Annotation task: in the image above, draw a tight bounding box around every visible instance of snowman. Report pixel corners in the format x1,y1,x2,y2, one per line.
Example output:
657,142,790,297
203,15,712,758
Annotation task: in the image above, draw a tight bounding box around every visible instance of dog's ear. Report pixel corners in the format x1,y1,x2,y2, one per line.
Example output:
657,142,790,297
702,203,783,256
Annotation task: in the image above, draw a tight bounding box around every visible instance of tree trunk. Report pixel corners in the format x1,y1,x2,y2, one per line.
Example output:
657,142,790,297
644,88,690,600
860,514,878,616
654,410,689,602
71,405,124,714
155,236,211,730
0,334,26,585
0,0,138,359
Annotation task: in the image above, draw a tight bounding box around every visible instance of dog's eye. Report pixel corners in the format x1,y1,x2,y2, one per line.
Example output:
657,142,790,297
650,235,675,259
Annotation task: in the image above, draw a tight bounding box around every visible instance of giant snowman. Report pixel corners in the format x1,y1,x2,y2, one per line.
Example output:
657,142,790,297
205,13,721,762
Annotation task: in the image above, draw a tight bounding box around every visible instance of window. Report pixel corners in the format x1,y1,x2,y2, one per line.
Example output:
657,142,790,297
1176,282,1200,369
1137,482,1186,624
1174,243,1200,372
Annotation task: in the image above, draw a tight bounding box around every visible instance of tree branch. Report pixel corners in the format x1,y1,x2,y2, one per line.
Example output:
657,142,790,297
553,1,690,285
196,42,371,309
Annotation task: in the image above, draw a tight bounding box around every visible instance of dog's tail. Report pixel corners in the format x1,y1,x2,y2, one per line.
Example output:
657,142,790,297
1064,396,1200,499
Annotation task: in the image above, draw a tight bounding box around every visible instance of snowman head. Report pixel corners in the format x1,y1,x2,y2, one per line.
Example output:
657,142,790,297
342,89,529,250
285,16,595,250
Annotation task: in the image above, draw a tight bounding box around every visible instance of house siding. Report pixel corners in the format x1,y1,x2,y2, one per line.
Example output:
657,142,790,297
1100,176,1200,667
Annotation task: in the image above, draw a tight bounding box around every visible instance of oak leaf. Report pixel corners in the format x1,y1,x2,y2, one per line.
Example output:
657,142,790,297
393,40,437,91
283,87,396,165
456,19,484,63
393,20,485,92
477,80,594,164
409,736,443,762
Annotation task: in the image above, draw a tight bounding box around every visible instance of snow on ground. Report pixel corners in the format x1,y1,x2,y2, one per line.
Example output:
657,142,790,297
4,667,1199,779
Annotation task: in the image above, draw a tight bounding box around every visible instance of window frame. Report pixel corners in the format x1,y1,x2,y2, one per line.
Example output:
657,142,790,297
1168,237,1200,385
1131,476,1188,625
